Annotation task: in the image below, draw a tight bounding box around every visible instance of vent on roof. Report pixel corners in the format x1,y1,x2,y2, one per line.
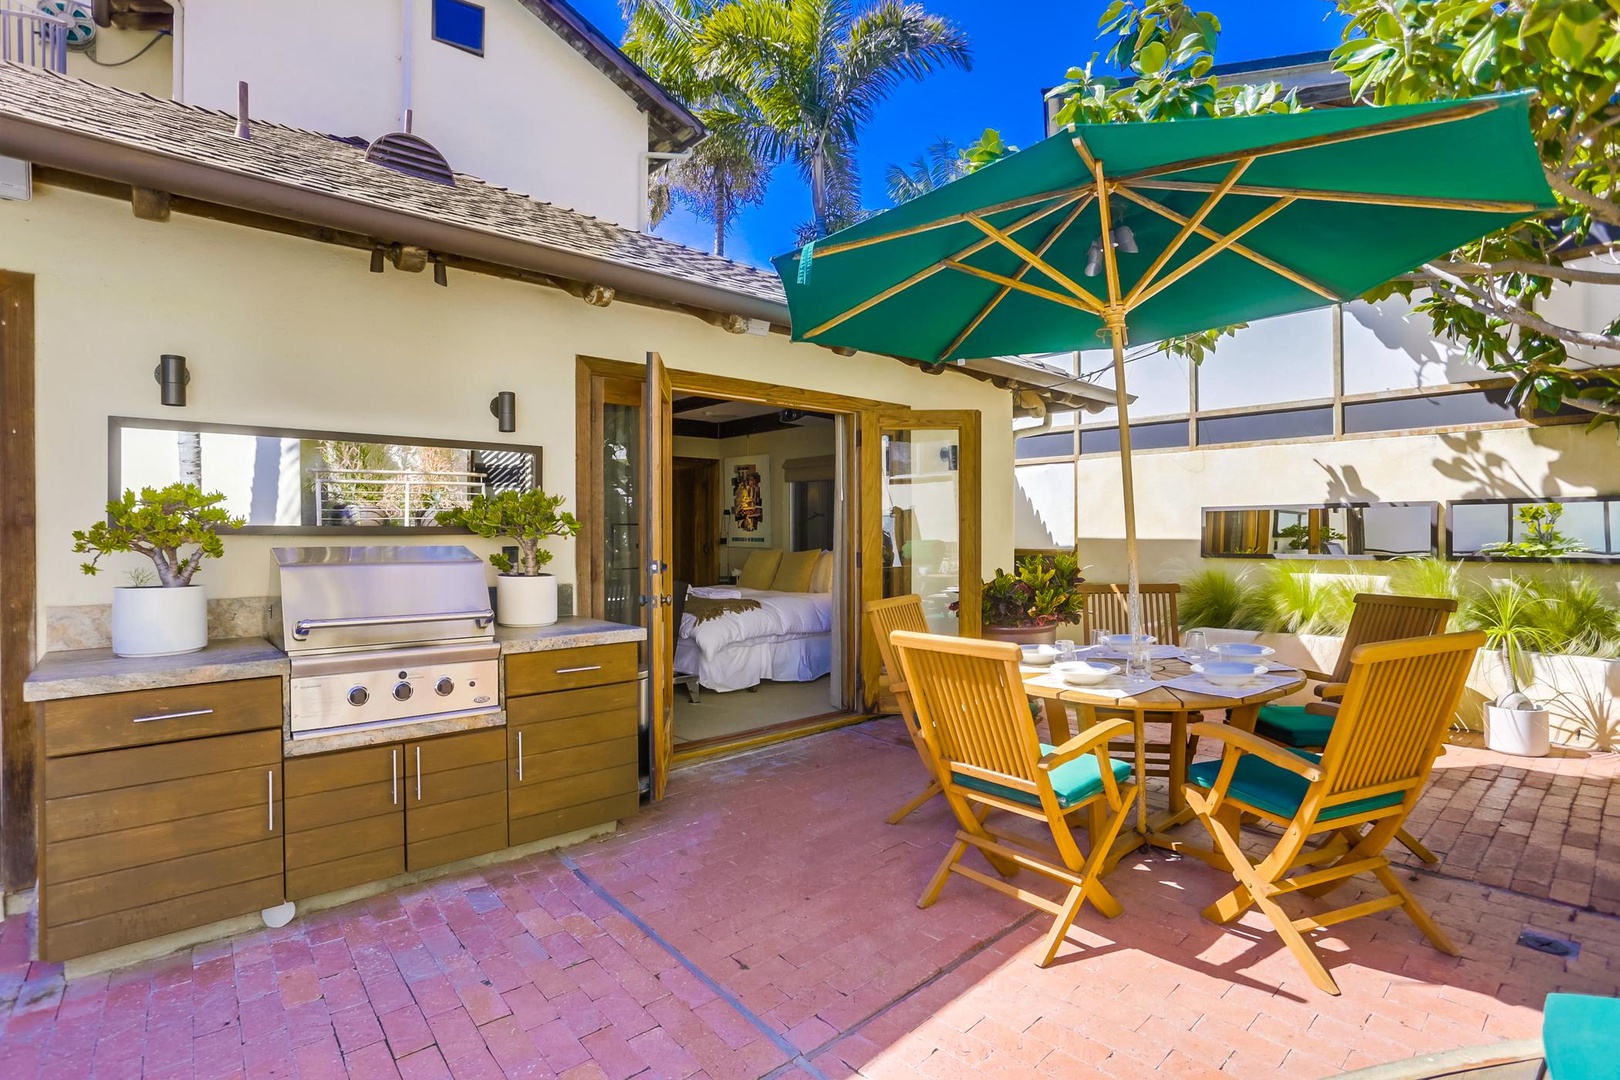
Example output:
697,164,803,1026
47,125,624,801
364,132,455,186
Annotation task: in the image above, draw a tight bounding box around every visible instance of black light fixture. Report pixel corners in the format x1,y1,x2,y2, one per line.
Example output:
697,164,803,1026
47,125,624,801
433,257,448,287
1084,225,1138,277
369,246,385,273
489,391,516,432
154,354,189,407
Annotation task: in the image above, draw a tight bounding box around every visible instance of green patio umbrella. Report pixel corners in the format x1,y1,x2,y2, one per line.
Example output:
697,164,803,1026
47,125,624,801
773,91,1557,642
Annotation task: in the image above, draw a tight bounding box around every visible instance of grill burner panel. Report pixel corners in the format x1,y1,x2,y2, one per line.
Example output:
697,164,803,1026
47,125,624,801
288,643,499,737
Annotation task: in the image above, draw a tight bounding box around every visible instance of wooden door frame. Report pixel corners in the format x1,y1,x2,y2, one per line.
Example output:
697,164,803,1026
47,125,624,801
0,272,37,893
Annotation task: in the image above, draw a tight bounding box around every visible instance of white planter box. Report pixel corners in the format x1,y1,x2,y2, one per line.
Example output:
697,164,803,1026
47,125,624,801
111,584,208,657
496,574,557,627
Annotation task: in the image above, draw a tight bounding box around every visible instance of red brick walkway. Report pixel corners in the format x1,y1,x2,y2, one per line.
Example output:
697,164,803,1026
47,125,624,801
2,718,1616,1079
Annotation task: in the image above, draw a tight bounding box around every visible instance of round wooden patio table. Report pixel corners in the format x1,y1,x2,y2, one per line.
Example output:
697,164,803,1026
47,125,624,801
1021,655,1305,857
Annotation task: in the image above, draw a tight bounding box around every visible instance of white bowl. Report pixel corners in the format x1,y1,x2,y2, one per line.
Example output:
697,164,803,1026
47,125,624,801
1020,644,1059,667
1213,642,1275,660
1052,660,1120,686
1099,633,1157,648
1192,661,1269,687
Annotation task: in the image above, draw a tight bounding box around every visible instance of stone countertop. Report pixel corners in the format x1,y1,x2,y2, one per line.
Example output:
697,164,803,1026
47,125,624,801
495,617,644,655
24,637,289,702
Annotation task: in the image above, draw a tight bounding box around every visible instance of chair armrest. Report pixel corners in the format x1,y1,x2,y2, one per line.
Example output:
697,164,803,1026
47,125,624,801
1304,701,1339,718
1312,682,1348,701
1039,717,1134,770
1188,722,1322,780
1299,667,1332,683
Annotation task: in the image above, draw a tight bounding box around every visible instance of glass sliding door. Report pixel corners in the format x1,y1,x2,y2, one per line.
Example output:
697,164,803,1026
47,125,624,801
880,428,964,634
601,402,642,627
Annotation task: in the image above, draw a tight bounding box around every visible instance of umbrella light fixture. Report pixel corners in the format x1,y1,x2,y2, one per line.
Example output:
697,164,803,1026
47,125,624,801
774,92,1557,643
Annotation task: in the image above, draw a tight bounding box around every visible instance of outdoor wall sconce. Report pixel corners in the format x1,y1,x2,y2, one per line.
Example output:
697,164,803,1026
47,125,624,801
369,246,385,273
155,354,189,407
490,391,516,432
1084,225,1138,277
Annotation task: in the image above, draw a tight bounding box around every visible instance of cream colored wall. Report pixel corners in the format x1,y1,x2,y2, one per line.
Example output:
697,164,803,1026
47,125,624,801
64,26,174,97
178,0,649,226
3,185,1014,647
1042,423,1620,592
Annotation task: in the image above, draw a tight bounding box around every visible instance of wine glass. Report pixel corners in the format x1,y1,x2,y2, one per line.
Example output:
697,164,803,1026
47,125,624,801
1126,644,1152,680
1183,630,1209,661
1056,638,1076,661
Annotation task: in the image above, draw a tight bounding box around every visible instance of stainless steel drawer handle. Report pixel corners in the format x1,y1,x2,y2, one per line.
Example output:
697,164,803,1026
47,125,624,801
555,665,602,675
416,746,422,801
267,770,275,832
132,708,214,724
292,609,495,641
391,749,399,806
517,731,524,782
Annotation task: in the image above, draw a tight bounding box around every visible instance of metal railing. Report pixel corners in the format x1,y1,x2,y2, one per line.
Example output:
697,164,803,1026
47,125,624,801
0,4,69,74
311,468,488,528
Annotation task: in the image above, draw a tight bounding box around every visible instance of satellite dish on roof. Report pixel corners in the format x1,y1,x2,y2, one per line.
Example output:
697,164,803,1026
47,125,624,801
37,1,96,49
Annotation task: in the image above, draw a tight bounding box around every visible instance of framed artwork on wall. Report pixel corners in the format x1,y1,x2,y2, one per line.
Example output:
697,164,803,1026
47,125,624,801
724,455,771,546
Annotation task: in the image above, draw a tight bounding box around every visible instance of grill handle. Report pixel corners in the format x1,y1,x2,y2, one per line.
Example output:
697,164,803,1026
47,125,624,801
292,609,495,641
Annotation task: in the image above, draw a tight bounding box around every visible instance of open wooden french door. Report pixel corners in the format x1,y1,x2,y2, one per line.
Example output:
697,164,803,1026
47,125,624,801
859,409,982,708
642,352,675,799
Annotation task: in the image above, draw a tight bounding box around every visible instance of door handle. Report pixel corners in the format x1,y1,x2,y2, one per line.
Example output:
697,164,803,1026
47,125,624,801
392,749,399,806
132,708,214,724
267,770,275,832
556,665,602,675
517,731,524,782
415,746,422,801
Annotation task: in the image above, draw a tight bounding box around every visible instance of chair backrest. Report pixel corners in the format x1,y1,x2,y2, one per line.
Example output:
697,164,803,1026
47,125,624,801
1330,593,1457,683
1313,631,1484,814
889,630,1045,793
1079,582,1181,645
865,595,930,687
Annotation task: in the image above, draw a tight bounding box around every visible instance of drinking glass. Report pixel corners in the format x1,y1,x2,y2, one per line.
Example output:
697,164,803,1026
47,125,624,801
1056,638,1076,661
1091,629,1108,648
1126,644,1152,680
1183,630,1209,660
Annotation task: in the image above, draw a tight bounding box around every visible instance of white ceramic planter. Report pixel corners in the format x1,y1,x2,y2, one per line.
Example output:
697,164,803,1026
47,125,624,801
111,584,208,657
1485,704,1551,757
496,574,557,627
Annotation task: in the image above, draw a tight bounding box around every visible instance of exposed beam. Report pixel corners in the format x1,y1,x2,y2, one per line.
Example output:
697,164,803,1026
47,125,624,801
1131,197,1297,307
964,212,1106,313
1124,159,1251,307
1126,177,1542,214
1071,133,1098,174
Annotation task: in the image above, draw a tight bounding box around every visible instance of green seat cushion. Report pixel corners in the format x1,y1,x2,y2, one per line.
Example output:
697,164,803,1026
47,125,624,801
1186,750,1405,822
1544,993,1620,1080
953,744,1133,810
1254,703,1336,749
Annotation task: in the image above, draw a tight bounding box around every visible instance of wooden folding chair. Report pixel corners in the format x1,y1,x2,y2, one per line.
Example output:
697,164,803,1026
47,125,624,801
864,595,940,824
890,630,1139,967
1076,582,1194,785
1253,592,1456,863
1183,631,1485,995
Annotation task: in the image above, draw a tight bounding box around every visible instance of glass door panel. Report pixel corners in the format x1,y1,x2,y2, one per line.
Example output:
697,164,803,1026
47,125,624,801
601,402,642,627
881,427,962,635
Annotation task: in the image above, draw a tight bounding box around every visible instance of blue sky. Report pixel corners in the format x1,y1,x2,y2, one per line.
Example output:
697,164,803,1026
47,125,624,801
573,1,1350,267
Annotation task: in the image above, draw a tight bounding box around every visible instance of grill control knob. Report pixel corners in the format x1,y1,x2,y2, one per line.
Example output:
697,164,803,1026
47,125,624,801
392,681,413,702
435,677,455,697
347,686,369,707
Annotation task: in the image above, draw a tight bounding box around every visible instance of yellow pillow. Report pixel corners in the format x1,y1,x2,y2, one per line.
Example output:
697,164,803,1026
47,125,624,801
808,550,834,593
737,548,783,590
772,549,821,593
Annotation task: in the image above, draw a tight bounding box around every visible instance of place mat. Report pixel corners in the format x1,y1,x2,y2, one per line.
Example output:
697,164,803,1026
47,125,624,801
1183,655,1301,674
1084,644,1185,661
1159,672,1298,698
1023,672,1160,699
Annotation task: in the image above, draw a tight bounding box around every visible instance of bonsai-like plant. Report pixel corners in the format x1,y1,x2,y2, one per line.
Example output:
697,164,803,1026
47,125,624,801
1277,521,1347,554
978,552,1086,628
73,483,243,587
1459,578,1554,708
1482,503,1587,559
436,490,580,576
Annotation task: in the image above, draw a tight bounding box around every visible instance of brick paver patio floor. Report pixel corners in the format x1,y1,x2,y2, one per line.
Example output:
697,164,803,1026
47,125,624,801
2,717,1617,1079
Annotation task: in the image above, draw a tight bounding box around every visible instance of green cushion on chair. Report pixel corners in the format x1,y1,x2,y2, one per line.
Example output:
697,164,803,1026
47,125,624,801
954,745,1133,810
1544,993,1620,1080
1186,750,1405,822
1254,703,1336,748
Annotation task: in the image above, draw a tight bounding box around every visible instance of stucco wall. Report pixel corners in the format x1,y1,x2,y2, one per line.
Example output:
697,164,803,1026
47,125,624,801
2,185,1014,647
64,26,174,97
177,0,649,226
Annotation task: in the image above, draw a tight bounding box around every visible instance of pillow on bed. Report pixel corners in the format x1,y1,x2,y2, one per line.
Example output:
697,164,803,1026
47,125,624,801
772,549,821,593
737,549,783,590
809,550,834,593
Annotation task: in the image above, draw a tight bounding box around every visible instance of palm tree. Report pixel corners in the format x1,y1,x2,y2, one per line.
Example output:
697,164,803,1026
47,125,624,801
885,135,966,204
703,0,971,239
653,120,770,257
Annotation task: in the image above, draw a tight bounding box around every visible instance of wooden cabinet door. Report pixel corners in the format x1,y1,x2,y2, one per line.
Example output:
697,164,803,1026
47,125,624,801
404,728,507,872
283,745,405,901
508,682,640,846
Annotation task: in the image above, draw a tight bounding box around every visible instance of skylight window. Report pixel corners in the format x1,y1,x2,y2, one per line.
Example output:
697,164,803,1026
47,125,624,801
433,0,485,56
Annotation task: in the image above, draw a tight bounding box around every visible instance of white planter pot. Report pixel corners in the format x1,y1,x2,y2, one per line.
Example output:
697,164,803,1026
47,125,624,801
496,574,557,627
111,584,208,657
1485,704,1551,757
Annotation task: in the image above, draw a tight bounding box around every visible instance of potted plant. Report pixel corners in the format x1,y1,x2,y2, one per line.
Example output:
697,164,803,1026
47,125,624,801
1481,502,1587,559
437,490,580,627
73,483,243,657
976,552,1086,646
1460,578,1554,756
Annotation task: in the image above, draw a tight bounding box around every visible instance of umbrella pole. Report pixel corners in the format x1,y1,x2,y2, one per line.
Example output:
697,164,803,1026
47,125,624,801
1105,311,1145,646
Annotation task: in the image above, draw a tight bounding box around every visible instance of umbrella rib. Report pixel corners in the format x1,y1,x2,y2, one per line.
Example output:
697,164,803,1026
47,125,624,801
964,213,1107,313
1128,178,1543,214
942,261,1097,312
1118,97,1497,183
1071,133,1098,174
1131,197,1298,308
802,195,1085,339
1113,186,1339,301
1123,158,1253,308
938,195,1093,361
808,183,1094,259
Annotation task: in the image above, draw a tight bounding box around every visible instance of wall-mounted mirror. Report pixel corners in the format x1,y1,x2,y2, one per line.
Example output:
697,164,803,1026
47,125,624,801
1448,497,1620,561
1201,502,1438,559
110,417,541,534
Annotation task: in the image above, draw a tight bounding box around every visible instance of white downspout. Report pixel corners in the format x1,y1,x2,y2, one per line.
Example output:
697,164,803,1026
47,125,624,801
400,0,414,132
641,149,692,233
169,0,185,101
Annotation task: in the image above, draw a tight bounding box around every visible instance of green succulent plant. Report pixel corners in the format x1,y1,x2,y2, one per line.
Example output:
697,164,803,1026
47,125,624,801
979,552,1087,628
436,490,581,576
73,483,243,588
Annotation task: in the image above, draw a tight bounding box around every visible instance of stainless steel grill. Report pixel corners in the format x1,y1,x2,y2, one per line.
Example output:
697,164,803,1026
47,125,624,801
272,546,500,738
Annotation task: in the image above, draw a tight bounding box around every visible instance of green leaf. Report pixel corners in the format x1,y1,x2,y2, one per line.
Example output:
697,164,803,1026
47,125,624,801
1551,7,1602,64
1137,40,1168,74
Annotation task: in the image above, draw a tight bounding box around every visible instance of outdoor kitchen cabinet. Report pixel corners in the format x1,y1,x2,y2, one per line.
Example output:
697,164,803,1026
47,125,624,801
37,677,285,962
283,744,405,901
505,645,641,845
404,728,508,871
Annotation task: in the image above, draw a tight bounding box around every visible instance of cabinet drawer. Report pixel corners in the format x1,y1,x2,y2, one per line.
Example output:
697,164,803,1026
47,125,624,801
284,745,400,831
505,645,639,696
510,793,639,848
508,763,638,819
514,736,638,788
44,677,282,758
506,682,637,725
406,791,506,872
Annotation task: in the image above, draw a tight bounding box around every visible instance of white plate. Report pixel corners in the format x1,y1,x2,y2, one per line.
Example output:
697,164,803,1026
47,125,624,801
1052,660,1120,686
1020,644,1059,667
1213,642,1276,660
1191,661,1269,687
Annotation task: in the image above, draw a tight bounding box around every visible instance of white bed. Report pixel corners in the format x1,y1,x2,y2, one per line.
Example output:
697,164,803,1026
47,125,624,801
676,587,833,693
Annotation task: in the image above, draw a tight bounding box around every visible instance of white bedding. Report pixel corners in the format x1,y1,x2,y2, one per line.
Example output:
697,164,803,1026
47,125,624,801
678,588,833,692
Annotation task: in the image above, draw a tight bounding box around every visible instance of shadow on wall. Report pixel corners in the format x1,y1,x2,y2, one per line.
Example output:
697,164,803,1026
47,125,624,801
1316,461,1380,504
1346,297,1485,388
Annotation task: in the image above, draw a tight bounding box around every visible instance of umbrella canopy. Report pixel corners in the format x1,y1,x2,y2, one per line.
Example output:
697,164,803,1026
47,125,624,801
774,92,1556,641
